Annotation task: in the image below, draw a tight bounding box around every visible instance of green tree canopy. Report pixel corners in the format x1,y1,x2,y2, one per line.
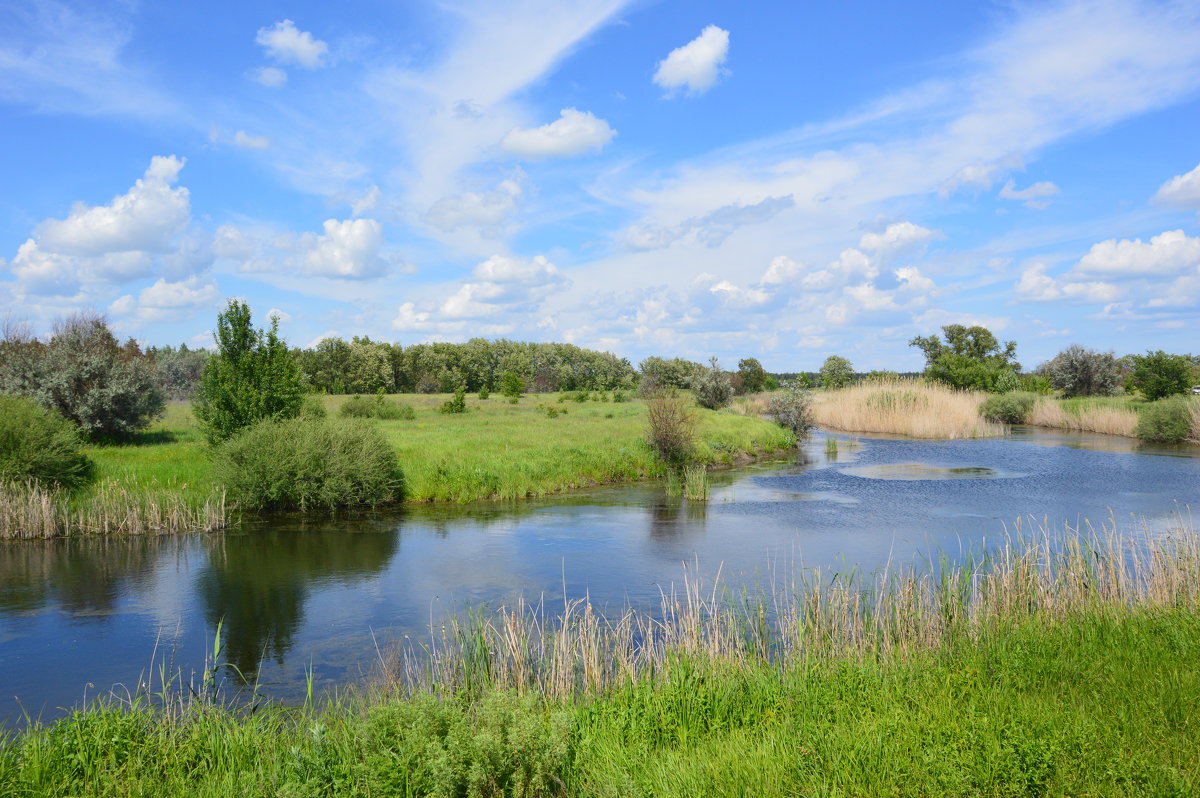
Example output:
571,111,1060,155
909,325,1020,392
737,358,768,394
818,355,855,389
1126,350,1193,400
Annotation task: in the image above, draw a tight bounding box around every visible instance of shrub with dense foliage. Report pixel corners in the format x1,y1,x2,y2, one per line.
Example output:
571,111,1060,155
339,394,415,420
644,391,697,466
737,358,768,393
0,395,92,489
979,392,1038,424
439,387,468,414
638,356,700,394
818,355,855,389
909,324,1020,392
0,315,165,441
694,357,734,410
195,301,304,444
213,417,404,511
1037,345,1122,397
1134,396,1195,443
1126,350,1193,400
766,382,814,437
149,344,210,400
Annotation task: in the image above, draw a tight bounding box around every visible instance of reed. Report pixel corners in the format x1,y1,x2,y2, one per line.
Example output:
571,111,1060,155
1029,397,1139,437
0,478,226,539
811,378,1002,438
682,465,709,501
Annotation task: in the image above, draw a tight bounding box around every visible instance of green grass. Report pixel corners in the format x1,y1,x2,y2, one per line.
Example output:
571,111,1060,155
3,525,1198,796
1057,394,1146,416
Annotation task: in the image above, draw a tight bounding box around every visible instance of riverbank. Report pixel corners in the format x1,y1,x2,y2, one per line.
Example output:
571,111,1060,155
3,523,1196,795
0,394,795,537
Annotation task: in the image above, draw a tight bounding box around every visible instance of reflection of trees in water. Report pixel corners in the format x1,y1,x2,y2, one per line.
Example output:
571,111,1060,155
0,537,171,617
647,497,706,538
196,529,398,676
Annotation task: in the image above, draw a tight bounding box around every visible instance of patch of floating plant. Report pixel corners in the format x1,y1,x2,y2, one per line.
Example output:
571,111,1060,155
839,463,1026,481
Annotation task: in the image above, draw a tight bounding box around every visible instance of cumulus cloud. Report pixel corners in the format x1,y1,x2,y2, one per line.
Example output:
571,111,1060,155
34,156,189,256
299,219,390,279
938,164,1000,198
858,221,937,257
1016,263,1122,302
998,179,1059,209
423,177,523,232
249,66,287,87
1072,230,1200,277
109,276,221,323
255,20,328,68
441,254,569,319
1153,163,1200,208
233,131,270,150
653,24,730,95
500,108,616,158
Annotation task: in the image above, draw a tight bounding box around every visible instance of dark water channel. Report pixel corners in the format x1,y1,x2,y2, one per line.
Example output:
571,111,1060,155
2,428,1198,726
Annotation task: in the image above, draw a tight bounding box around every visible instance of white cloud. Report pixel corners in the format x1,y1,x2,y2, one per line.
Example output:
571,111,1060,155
250,66,288,87
998,178,1059,209
255,20,328,69
624,195,794,249
423,177,523,232
233,131,271,150
266,308,293,323
299,218,390,279
501,108,616,158
653,24,730,96
1072,229,1200,277
139,276,220,309
392,303,432,332
1153,163,1200,208
938,164,1000,197
440,254,568,319
858,221,937,257
34,156,189,256
1016,263,1122,302
350,185,381,217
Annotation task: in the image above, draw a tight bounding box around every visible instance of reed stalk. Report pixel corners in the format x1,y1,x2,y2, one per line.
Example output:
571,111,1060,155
811,379,1002,438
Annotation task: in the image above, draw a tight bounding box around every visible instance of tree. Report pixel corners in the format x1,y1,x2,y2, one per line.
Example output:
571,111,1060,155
694,357,734,410
194,300,304,444
1037,345,1121,397
638,356,700,394
819,355,855,389
1126,350,1193,400
909,325,1020,392
1,314,164,441
737,358,768,394
151,344,209,400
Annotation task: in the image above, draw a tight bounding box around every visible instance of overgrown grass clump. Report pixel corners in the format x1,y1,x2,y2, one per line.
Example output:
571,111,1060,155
812,379,1002,438
1135,395,1196,443
0,394,93,489
213,417,404,511
338,394,415,420
979,391,1038,424
2,522,1198,794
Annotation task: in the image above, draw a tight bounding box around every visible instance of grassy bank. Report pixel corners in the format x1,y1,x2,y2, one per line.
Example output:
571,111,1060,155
1,394,794,536
3,521,1197,795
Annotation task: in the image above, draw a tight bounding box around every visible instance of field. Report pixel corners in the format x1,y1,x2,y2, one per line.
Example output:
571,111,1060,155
2,523,1197,795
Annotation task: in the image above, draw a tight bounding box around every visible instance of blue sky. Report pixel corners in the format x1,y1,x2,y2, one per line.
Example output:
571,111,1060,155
1,0,1198,371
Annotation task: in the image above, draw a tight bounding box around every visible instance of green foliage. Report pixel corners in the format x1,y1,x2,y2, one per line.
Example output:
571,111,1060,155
736,358,768,393
979,392,1038,424
299,395,328,419
0,395,92,489
1038,345,1122,397
645,391,698,466
1020,374,1054,395
0,315,165,441
500,370,525,400
910,325,1020,392
818,355,855,389
766,382,814,437
340,394,415,420
612,390,628,403
149,343,209,400
762,375,779,391
862,369,900,383
194,301,304,444
1127,350,1193,400
478,385,490,400
694,357,734,410
1134,396,1194,443
439,387,468,414
639,356,700,394
213,417,404,510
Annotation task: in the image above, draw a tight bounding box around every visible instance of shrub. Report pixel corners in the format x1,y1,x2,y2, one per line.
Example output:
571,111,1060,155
645,391,697,466
500,371,525,400
979,392,1038,424
478,386,490,400
766,383,814,437
339,395,416,420
194,301,304,444
0,395,92,489
612,390,628,403
737,358,768,393
694,357,734,410
213,417,404,510
1134,397,1194,443
1020,374,1054,395
439,387,467,414
1038,345,1122,397
299,395,328,419
1127,350,1192,400
819,355,855,389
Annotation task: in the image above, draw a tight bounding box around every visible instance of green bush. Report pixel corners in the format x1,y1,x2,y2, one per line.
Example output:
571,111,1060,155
979,392,1038,424
439,387,467,414
213,417,404,511
0,395,92,489
1134,397,1194,443
766,383,814,437
299,395,328,419
340,395,415,420
694,357,734,410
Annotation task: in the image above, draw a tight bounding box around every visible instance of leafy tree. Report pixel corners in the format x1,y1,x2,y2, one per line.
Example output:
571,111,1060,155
150,344,209,400
737,358,768,394
1126,350,1193,400
500,370,525,400
694,357,734,410
194,300,304,444
1,314,165,441
818,355,855,389
1037,345,1122,397
909,325,1020,392
638,356,700,393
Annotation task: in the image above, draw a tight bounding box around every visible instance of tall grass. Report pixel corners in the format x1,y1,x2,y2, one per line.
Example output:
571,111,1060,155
1029,396,1140,437
812,379,1002,438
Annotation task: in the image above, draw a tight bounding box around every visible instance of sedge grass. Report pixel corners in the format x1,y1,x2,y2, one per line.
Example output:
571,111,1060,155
2,516,1198,795
811,379,1002,439
1029,395,1141,437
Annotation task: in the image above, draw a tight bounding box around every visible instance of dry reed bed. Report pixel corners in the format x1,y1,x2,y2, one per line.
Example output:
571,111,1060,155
384,516,1199,700
811,379,1002,438
0,478,227,539
1029,399,1139,437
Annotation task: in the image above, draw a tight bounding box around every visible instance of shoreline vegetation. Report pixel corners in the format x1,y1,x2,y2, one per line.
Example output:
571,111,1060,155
2,518,1197,794
0,394,796,539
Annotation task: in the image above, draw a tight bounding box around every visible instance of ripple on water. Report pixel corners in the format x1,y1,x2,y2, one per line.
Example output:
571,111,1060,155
839,462,1027,481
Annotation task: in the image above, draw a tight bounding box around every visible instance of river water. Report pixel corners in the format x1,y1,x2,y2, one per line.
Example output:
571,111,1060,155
1,428,1197,726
